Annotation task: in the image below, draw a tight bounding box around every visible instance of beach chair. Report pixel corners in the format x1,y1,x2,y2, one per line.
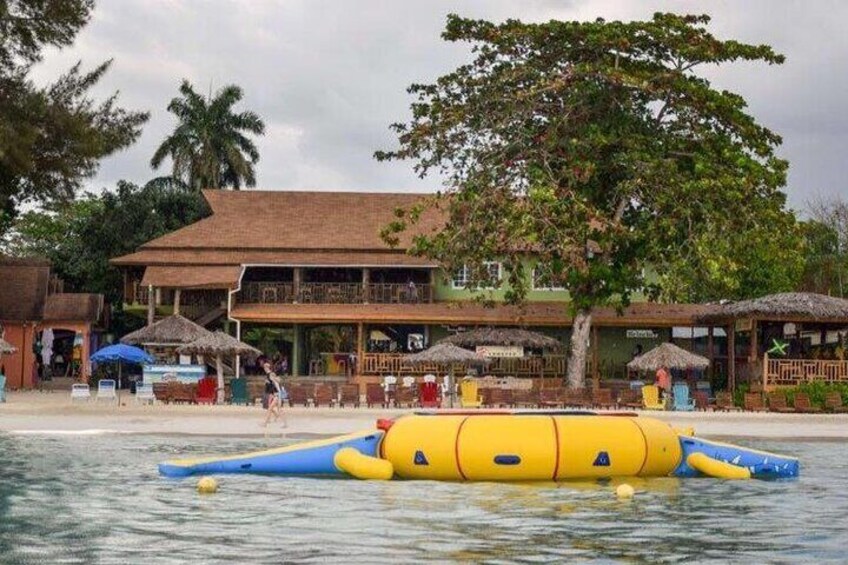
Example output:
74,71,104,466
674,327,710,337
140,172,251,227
513,387,536,408
825,391,848,413
383,375,397,407
672,383,695,411
95,379,117,403
693,391,712,411
0,374,5,403
395,385,416,408
418,381,440,408
618,388,642,409
538,387,562,408
766,391,794,413
460,379,482,408
487,388,510,408
563,388,590,409
135,383,155,405
229,377,249,405
152,382,170,404
423,374,436,383
401,376,416,389
288,384,311,407
339,384,361,408
366,383,387,408
641,385,665,410
195,376,217,405
313,384,337,407
744,392,767,412
715,391,740,411
793,392,822,413
592,388,616,409
70,383,91,402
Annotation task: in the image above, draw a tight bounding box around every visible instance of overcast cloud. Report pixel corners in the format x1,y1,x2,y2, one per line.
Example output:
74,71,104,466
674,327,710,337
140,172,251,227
29,0,848,210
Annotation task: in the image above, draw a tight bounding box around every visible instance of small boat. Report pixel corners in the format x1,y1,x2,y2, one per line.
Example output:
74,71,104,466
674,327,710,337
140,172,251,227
159,411,799,481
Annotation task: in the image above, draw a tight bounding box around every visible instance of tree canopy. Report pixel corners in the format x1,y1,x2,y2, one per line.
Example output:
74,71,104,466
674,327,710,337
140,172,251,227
378,13,801,387
0,0,149,235
151,80,266,190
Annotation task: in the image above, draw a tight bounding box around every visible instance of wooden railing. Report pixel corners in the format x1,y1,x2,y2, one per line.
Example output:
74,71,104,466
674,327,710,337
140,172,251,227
763,354,848,390
361,353,567,377
237,282,432,305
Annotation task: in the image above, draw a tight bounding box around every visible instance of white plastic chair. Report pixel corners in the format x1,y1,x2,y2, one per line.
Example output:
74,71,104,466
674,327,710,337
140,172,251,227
70,383,91,402
382,375,397,392
135,382,155,405
96,379,117,402
402,376,416,388
423,374,436,383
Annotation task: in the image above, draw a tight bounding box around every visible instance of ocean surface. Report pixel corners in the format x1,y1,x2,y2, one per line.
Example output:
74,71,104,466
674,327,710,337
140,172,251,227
0,433,845,564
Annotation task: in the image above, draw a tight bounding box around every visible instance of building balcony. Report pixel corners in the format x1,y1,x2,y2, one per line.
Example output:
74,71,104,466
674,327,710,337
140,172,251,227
237,281,433,305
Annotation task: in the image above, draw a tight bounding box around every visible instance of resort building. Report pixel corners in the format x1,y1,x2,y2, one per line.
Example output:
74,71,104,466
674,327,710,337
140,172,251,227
0,256,106,389
111,190,731,387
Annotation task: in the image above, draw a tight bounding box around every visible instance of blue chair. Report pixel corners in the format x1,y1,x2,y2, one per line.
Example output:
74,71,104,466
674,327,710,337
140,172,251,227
0,374,6,403
672,383,696,411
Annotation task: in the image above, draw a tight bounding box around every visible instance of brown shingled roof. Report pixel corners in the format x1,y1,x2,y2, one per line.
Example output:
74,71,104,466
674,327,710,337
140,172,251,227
141,266,242,289
112,249,437,267
43,294,103,323
0,257,50,321
230,301,718,327
139,190,441,251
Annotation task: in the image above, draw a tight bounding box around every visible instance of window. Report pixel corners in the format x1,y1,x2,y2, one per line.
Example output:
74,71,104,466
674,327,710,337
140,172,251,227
452,262,502,289
532,264,566,291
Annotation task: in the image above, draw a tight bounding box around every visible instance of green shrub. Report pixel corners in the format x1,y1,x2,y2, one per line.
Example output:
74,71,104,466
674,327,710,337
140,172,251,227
783,382,848,407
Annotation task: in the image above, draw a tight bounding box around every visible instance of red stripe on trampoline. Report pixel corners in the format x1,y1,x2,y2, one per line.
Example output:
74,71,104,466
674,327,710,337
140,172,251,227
551,416,561,481
455,417,469,481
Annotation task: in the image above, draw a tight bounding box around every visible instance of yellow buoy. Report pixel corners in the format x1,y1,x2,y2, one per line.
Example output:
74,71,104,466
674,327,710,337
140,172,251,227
334,447,394,480
196,476,218,493
615,483,635,499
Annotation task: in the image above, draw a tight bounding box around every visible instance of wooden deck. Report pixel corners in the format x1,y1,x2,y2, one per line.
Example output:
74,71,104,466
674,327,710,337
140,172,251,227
360,353,567,377
763,354,848,390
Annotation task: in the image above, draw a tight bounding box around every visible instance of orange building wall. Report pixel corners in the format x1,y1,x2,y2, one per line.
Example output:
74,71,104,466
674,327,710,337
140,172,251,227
1,322,37,390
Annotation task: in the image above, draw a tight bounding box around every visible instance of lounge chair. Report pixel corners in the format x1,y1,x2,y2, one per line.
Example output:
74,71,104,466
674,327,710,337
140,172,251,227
366,383,387,408
288,384,311,407
313,384,337,407
418,381,440,408
693,390,712,411
383,375,398,407
672,383,696,411
70,383,91,402
0,374,5,403
744,392,767,412
641,385,665,410
513,388,536,408
229,377,249,405
591,388,616,409
825,391,848,413
793,392,822,413
339,384,361,408
538,387,562,408
488,388,513,408
195,376,217,405
395,385,415,408
135,383,155,405
715,391,740,411
95,379,117,403
618,388,642,409
460,379,482,408
563,388,590,409
401,376,416,389
767,391,795,413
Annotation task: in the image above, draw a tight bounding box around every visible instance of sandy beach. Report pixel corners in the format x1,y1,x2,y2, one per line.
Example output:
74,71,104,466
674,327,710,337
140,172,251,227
1,390,846,440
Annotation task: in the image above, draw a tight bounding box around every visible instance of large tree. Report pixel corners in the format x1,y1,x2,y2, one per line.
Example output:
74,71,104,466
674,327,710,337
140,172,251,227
0,0,149,234
151,80,266,190
377,13,800,388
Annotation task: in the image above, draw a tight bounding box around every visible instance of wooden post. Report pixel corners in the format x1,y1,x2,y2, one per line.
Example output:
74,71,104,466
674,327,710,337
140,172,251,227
173,289,181,316
147,285,155,325
362,268,370,304
707,326,714,380
750,318,758,362
428,269,436,303
356,322,365,381
291,324,301,377
763,351,769,392
293,268,302,303
591,325,599,390
728,323,736,391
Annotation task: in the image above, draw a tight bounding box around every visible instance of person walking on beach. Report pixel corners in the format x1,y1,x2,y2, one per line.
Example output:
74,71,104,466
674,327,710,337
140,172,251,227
655,366,671,404
262,368,288,428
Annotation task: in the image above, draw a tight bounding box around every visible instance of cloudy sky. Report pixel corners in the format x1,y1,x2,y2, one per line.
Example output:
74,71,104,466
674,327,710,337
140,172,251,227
31,0,848,210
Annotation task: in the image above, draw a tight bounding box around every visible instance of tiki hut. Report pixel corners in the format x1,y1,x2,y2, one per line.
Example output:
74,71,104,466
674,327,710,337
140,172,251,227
177,332,260,404
706,292,848,323
627,343,709,372
439,327,562,350
120,315,213,346
406,343,490,408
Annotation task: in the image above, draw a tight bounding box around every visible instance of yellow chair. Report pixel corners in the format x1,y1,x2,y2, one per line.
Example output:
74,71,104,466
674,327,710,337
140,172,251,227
460,379,483,408
641,385,665,410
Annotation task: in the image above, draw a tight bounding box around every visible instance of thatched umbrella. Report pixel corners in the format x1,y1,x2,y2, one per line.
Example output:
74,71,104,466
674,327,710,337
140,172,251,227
627,343,709,372
439,327,563,350
177,332,260,403
406,343,490,408
705,292,848,322
121,314,213,346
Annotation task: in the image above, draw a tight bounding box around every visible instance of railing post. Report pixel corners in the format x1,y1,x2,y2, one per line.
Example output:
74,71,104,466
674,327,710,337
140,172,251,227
362,268,370,304
293,268,302,303
763,351,769,391
147,284,155,325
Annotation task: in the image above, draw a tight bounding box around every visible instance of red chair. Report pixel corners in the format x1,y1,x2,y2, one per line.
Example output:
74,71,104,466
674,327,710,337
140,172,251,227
418,381,440,408
196,376,217,404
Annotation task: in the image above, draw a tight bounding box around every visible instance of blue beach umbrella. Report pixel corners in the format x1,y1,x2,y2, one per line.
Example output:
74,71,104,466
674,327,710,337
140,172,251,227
91,344,153,388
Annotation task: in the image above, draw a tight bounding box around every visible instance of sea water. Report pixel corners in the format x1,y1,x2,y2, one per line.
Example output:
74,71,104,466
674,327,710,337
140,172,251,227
0,434,845,564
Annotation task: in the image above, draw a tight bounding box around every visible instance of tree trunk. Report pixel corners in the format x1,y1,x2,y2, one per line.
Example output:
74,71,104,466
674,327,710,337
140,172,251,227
566,309,592,389
216,355,225,405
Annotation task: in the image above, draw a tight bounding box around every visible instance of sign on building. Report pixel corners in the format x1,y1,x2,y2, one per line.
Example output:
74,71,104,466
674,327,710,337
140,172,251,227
626,329,659,339
475,345,524,358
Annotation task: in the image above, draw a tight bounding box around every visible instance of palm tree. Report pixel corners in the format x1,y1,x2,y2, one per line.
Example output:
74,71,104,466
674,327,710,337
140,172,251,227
151,80,265,190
